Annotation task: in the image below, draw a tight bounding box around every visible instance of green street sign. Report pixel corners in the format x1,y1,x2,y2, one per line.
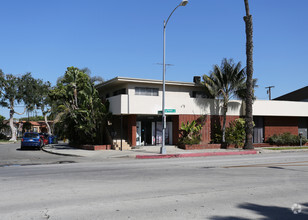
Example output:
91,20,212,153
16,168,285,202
165,109,176,113
158,109,176,114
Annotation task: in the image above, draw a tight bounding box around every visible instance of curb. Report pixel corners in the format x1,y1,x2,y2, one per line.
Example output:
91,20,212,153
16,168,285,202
107,155,137,159
136,150,258,159
257,149,308,154
42,146,83,157
0,141,19,145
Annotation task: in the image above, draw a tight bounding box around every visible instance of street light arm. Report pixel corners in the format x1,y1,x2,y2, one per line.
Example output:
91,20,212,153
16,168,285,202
164,5,181,28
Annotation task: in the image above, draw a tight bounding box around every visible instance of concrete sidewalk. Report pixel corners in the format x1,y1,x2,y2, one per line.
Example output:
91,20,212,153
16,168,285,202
42,143,308,159
42,144,262,159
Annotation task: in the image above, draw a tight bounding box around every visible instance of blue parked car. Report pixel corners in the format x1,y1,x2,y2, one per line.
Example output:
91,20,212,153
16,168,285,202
21,132,44,150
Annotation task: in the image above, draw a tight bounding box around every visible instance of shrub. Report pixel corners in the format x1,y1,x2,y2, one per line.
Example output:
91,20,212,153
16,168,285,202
178,120,202,145
268,133,307,146
225,118,246,148
210,123,222,144
0,133,7,140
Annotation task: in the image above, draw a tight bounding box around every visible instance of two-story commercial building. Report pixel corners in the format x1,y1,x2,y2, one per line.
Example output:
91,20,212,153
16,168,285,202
96,77,308,148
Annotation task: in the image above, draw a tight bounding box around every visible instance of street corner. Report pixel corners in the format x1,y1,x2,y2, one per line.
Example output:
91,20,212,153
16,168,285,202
42,145,83,157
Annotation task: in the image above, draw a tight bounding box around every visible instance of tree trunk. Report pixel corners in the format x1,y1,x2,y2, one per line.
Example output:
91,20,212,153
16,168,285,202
9,104,27,141
9,109,17,142
43,111,52,135
222,104,228,143
74,87,78,109
243,0,254,149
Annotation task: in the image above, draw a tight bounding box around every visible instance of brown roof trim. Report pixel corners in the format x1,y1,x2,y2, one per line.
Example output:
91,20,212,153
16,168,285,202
95,76,201,89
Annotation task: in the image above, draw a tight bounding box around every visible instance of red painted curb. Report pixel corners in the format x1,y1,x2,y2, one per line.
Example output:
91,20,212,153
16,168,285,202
135,150,258,159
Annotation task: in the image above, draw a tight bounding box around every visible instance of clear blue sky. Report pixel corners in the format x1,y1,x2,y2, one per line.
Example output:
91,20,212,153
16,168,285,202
0,0,307,119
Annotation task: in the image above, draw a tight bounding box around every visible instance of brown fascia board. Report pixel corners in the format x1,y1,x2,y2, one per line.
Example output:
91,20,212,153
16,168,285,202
95,76,202,89
274,86,308,101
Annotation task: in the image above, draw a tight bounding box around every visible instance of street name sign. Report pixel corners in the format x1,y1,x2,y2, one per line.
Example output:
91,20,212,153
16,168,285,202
158,109,176,114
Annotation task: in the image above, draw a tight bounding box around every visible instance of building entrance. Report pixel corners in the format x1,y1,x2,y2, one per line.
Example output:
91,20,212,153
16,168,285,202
136,116,172,146
299,117,308,139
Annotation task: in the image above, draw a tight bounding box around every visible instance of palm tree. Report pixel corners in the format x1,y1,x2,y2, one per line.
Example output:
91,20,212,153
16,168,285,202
203,58,246,143
80,67,104,85
243,0,254,149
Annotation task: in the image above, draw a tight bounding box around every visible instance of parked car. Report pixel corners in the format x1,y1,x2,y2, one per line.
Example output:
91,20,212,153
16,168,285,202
40,135,48,146
21,132,44,150
50,135,58,144
39,133,49,145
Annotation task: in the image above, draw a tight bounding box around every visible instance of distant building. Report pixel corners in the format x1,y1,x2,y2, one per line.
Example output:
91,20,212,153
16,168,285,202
274,86,308,102
273,86,308,140
18,121,50,133
1,120,53,138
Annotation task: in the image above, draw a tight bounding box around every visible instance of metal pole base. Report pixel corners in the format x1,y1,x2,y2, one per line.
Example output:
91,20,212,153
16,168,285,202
160,146,166,154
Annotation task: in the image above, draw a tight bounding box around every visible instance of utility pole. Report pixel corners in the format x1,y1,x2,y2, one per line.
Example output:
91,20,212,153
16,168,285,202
265,86,275,100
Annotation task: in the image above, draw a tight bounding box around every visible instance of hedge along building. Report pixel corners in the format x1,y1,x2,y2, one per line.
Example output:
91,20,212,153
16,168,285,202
96,77,308,148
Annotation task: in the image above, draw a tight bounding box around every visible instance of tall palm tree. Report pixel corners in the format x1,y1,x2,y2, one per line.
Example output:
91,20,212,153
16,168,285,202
203,58,246,143
80,67,104,85
243,0,254,149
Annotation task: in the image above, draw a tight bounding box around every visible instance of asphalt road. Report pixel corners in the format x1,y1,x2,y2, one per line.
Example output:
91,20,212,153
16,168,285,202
1,150,308,219
0,143,95,166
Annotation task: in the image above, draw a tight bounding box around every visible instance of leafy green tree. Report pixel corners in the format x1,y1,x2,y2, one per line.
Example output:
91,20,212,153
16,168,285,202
31,79,52,135
0,115,8,131
243,0,254,149
19,116,44,121
203,58,246,143
0,114,8,140
49,67,109,145
0,70,39,141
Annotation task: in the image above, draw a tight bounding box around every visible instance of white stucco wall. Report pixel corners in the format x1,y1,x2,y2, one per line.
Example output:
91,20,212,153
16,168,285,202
107,94,128,115
102,78,308,117
108,94,308,117
108,85,243,116
253,100,308,117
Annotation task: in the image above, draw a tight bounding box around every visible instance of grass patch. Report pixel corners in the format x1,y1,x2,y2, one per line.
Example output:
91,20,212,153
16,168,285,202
267,147,308,150
0,139,11,142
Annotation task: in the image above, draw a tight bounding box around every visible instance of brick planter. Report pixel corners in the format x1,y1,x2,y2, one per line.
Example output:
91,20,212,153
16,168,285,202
178,143,243,150
182,144,211,150
74,144,112,151
178,143,220,150
221,143,239,149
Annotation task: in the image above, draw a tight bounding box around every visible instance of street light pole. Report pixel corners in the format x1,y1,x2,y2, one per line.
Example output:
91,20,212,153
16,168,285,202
160,0,188,154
